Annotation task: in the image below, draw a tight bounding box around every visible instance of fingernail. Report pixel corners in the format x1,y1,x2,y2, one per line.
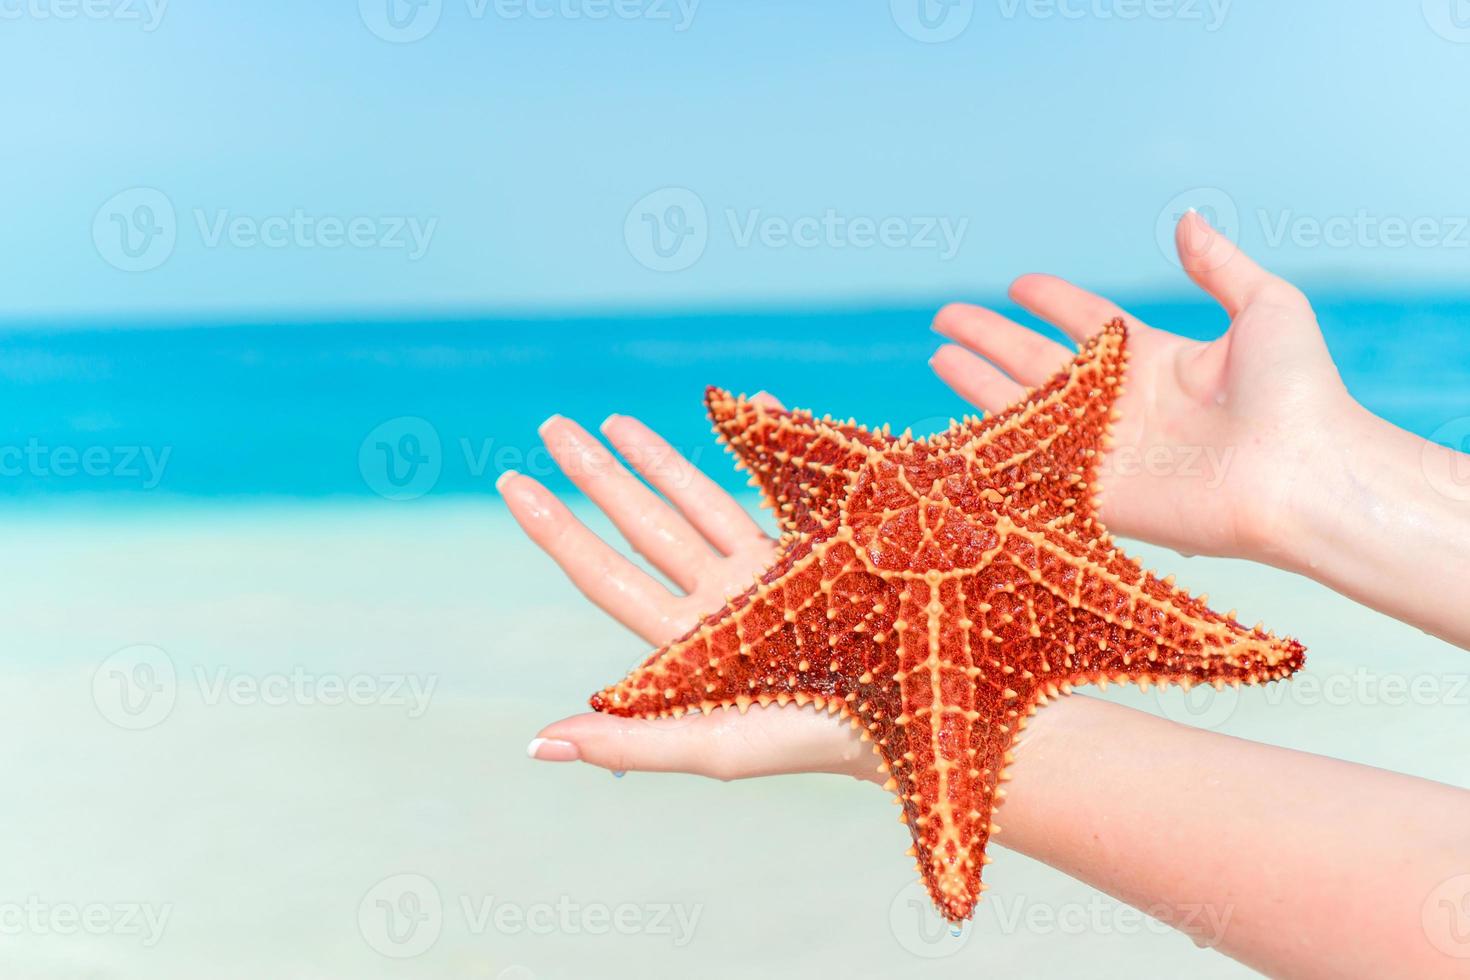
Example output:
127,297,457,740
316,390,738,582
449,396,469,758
527,737,579,762
598,413,621,435
494,469,519,494
1180,210,1214,259
537,414,563,438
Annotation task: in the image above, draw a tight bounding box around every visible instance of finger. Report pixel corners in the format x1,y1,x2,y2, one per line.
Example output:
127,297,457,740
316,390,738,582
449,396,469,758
932,302,1075,387
497,470,678,645
1176,210,1308,318
929,344,1026,414
750,390,784,410
529,706,882,784
1008,273,1143,343
539,415,716,592
600,414,768,556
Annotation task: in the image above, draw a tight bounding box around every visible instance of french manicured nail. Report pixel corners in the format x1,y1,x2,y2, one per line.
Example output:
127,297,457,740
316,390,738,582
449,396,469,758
537,414,563,438
527,737,579,762
598,414,622,434
494,469,519,494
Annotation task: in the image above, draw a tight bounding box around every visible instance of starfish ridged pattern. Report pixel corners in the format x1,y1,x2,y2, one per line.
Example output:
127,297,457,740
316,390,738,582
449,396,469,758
590,319,1305,922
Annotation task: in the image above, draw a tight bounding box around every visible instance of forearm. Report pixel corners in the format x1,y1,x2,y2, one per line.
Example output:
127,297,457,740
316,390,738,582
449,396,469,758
1262,399,1470,649
991,696,1470,980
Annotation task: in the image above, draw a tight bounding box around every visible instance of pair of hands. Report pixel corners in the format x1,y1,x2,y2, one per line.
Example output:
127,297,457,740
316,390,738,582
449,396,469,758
504,211,1349,782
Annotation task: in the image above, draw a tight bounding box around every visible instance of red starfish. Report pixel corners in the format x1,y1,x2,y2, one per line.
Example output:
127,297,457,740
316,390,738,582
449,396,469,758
590,319,1305,923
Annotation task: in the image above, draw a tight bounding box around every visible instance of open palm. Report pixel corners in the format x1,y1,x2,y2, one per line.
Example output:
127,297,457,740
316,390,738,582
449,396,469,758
500,409,876,782
930,211,1348,561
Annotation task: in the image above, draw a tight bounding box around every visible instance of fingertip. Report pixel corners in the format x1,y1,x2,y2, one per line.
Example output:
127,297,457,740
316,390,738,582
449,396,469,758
537,414,564,439
928,343,975,385
929,342,968,370
1007,272,1055,303
1175,208,1224,272
498,470,559,524
750,391,784,410
931,301,972,330
526,736,580,762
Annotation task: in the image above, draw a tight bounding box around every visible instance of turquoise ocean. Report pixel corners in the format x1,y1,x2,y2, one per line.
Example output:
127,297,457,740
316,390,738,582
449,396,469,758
2,294,1467,506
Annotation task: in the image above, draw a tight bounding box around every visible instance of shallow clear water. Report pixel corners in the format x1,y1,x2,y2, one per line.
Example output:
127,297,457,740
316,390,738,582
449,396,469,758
1,293,1465,506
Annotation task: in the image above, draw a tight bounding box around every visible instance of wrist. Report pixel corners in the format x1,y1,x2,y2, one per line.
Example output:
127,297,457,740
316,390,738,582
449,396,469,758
1241,393,1379,576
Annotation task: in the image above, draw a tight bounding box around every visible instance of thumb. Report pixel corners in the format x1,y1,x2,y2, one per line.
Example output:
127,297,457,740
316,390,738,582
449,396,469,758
527,704,883,784
1176,209,1307,319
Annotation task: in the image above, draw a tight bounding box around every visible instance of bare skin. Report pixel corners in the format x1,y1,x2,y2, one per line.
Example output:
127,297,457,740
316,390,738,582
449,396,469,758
930,210,1470,649
502,212,1470,979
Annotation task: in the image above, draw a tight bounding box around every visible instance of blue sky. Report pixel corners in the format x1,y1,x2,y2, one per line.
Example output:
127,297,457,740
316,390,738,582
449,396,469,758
2,1,1468,322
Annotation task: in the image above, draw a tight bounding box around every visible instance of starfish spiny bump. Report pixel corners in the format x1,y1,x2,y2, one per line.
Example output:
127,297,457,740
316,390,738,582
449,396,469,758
589,319,1305,923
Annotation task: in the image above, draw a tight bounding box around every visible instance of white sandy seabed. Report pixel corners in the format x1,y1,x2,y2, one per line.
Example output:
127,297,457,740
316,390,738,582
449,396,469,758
1,498,1466,979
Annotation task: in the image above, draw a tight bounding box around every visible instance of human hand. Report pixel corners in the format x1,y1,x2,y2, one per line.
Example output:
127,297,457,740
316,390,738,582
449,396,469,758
929,210,1354,565
499,409,880,783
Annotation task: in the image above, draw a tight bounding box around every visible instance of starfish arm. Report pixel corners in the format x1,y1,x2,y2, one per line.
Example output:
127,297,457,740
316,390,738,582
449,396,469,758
877,513,1305,923
591,532,905,719
938,318,1128,535
706,387,890,536
864,570,1020,924
978,513,1306,693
